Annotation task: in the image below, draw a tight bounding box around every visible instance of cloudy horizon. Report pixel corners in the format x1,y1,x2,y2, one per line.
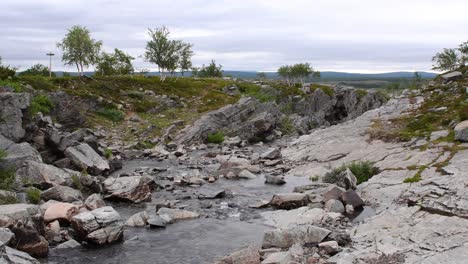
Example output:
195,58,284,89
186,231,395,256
1,0,467,73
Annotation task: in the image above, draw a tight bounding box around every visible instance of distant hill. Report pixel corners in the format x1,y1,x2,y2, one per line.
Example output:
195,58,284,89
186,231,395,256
51,70,437,81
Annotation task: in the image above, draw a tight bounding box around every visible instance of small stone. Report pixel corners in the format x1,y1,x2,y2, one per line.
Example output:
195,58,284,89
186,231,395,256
324,199,345,213
318,240,340,255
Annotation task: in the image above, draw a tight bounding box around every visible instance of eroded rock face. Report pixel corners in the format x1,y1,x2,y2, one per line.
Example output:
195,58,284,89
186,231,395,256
71,206,123,245
175,97,281,145
64,143,109,175
103,176,152,203
0,92,31,142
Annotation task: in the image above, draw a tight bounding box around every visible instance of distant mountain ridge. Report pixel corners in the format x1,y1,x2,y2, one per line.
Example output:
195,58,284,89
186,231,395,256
50,70,437,80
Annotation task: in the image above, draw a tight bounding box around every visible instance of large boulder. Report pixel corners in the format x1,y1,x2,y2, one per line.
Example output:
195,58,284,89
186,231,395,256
64,143,109,175
0,135,42,171
84,193,106,210
270,193,309,210
215,245,261,264
71,206,123,245
156,208,200,223
0,242,40,264
43,202,80,223
40,186,83,203
15,161,79,189
262,225,331,248
0,204,48,257
454,120,468,142
0,92,31,142
174,97,282,145
103,176,152,203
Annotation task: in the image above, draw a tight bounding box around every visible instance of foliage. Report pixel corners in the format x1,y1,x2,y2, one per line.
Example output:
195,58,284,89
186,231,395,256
310,84,334,97
30,94,54,115
356,89,368,101
322,164,347,184
237,82,276,102
19,64,55,77
194,60,223,78
26,187,41,204
347,160,380,184
0,56,16,80
256,72,267,79
278,63,319,87
322,160,379,185
432,40,468,71
0,79,23,92
18,75,58,91
309,175,319,181
96,107,124,122
104,148,113,159
0,150,15,191
57,25,102,76
403,173,422,183
71,174,82,190
144,26,193,81
95,48,135,76
278,116,295,135
206,131,224,144
0,193,17,205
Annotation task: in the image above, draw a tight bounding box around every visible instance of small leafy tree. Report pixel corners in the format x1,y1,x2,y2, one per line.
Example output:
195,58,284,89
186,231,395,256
278,63,319,86
95,48,134,76
459,41,468,66
179,43,194,76
432,48,459,71
19,64,55,77
0,56,16,80
57,25,102,76
195,60,223,78
256,72,267,80
277,65,292,86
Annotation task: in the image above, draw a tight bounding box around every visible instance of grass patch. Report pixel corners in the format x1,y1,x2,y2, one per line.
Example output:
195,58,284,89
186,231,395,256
71,174,82,190
26,187,41,204
356,89,368,101
348,160,380,184
322,160,379,185
278,116,295,135
96,107,124,122
18,76,58,91
403,173,422,183
104,148,113,159
0,149,16,191
30,94,54,115
0,79,23,92
310,84,334,97
0,194,17,205
237,83,276,102
207,131,224,144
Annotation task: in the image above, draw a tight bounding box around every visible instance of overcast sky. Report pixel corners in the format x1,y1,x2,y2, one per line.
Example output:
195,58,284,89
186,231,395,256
1,0,467,73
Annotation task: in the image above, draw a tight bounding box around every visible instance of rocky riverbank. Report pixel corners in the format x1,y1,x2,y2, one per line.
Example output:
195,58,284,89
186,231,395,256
1,72,467,263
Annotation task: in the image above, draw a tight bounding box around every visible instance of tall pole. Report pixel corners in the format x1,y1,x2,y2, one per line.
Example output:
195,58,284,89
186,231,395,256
46,52,55,78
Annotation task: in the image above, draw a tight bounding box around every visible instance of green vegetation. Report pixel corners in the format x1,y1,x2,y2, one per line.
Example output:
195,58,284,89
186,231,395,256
104,148,113,159
322,160,379,185
0,56,16,80
309,175,319,182
192,60,223,78
134,140,156,150
277,63,320,87
356,89,368,101
18,75,57,91
348,160,380,184
0,193,17,205
96,107,124,122
95,48,135,76
207,131,224,144
278,116,295,135
237,82,276,102
0,79,23,92
30,94,54,115
71,174,82,190
25,187,41,204
432,41,468,71
0,150,15,191
403,172,422,183
144,26,194,81
310,84,334,97
18,63,54,77
57,25,102,76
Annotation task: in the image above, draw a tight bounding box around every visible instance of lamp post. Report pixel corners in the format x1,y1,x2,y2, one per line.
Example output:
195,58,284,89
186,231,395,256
46,52,55,78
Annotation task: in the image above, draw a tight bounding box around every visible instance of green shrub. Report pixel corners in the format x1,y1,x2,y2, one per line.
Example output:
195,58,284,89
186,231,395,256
0,194,17,205
0,80,23,92
322,164,347,184
403,174,422,183
96,108,124,122
104,148,113,159
18,76,57,91
278,116,295,135
207,131,224,144
322,160,379,185
0,150,16,191
348,160,380,184
309,175,319,181
134,141,156,150
310,84,334,97
356,89,368,101
71,174,82,190
26,187,41,204
0,65,16,80
30,94,54,115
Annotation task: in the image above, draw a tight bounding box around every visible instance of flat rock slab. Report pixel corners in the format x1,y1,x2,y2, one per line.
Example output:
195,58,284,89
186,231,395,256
270,193,309,210
262,225,331,248
65,143,109,175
